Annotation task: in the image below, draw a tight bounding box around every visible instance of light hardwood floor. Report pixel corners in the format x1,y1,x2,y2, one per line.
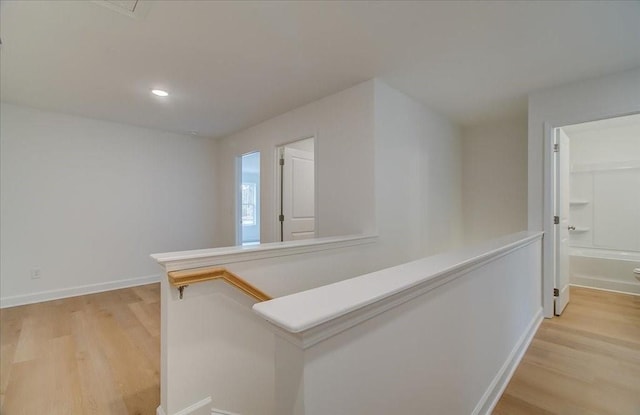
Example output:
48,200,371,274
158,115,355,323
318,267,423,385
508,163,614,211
0,284,160,415
1,285,638,414
494,286,640,415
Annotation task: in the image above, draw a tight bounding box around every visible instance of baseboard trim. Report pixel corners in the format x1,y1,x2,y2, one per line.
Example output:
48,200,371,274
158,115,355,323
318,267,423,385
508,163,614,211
211,407,241,415
570,283,640,297
571,276,640,295
0,274,161,308
472,308,543,415
156,397,212,415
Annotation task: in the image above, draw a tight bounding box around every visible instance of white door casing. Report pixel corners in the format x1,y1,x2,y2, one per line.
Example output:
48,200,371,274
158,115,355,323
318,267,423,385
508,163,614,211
554,128,571,315
282,147,315,241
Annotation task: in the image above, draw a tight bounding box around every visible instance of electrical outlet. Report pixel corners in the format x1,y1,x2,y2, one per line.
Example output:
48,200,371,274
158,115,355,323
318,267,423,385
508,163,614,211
30,268,41,279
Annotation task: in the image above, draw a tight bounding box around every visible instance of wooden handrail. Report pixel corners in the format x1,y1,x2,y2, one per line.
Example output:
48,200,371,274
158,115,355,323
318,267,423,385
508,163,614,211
167,267,272,302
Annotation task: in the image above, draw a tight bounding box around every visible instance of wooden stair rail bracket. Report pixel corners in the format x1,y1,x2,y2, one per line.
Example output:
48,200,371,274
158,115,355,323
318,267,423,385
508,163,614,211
167,267,272,302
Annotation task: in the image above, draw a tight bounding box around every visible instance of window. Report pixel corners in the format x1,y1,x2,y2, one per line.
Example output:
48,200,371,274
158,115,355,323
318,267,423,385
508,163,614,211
239,151,260,245
241,182,257,226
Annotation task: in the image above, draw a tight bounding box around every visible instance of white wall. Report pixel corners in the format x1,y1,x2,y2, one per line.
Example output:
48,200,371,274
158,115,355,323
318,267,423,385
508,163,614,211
157,80,466,415
159,238,379,415
566,117,640,253
215,79,463,264
0,103,218,306
527,67,640,317
566,114,640,165
374,80,462,265
528,67,640,231
462,115,528,243
161,278,276,415
214,81,376,246
267,233,543,415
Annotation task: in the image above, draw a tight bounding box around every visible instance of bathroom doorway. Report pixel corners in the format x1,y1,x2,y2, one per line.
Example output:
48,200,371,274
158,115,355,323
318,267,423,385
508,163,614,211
552,114,640,315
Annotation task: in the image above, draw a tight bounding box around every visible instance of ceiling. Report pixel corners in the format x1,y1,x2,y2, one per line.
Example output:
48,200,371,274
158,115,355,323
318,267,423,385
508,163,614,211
1,1,639,139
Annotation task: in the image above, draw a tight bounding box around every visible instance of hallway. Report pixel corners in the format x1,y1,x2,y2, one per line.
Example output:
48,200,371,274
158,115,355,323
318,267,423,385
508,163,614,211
494,286,640,414
1,285,638,414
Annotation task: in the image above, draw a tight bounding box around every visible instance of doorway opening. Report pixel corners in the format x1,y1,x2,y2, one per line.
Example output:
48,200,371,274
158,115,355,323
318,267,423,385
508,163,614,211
238,151,260,246
276,137,316,242
552,113,640,315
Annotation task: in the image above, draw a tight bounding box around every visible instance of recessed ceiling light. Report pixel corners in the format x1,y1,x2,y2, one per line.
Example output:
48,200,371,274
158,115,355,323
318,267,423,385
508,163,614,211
151,89,169,97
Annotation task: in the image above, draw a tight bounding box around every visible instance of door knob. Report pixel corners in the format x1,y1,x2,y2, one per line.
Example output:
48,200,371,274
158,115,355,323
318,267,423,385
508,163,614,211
568,226,576,231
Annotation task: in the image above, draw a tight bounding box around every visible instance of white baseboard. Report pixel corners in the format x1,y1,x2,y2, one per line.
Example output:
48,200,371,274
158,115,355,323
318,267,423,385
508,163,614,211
211,408,241,415
472,308,543,415
570,283,640,297
571,276,640,295
156,397,212,415
0,274,161,308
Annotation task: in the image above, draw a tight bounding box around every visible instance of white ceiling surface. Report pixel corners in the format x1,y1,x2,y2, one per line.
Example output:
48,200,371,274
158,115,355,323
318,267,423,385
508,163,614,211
1,1,639,139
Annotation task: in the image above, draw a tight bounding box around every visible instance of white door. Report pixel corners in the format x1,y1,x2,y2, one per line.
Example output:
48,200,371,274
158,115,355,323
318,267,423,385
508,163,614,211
282,147,315,241
554,128,571,315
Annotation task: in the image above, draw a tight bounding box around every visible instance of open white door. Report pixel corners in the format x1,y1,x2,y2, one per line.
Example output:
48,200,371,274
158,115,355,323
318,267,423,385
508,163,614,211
554,128,571,315
281,147,315,241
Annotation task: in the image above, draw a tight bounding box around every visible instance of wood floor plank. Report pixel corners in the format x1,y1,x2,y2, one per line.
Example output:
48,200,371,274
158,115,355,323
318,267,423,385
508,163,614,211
494,286,640,415
2,283,638,414
131,284,160,305
0,284,160,414
71,308,130,414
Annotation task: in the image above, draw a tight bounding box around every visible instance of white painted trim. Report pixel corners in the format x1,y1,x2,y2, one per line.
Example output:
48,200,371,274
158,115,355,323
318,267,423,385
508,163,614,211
157,397,212,415
570,247,640,261
0,274,160,309
91,0,153,19
151,234,378,271
211,407,241,415
571,159,640,173
537,113,640,319
555,284,570,315
254,231,543,348
174,397,212,415
542,122,555,318
473,309,544,415
571,277,640,295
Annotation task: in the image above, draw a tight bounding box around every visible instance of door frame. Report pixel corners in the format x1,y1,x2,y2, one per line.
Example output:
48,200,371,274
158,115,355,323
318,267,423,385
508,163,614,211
274,134,318,242
552,127,571,315
541,112,640,317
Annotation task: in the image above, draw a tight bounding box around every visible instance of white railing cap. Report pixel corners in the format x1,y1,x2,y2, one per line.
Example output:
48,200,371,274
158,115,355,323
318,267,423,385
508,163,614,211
253,231,543,347
151,234,377,271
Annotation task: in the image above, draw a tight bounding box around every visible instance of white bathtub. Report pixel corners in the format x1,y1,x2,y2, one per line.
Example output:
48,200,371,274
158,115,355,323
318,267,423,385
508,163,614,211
570,247,640,295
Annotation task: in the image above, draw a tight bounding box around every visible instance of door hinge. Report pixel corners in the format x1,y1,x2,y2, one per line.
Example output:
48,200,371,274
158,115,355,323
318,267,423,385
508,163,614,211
279,214,284,222
279,158,285,166
554,216,559,224
553,288,559,297
553,144,559,152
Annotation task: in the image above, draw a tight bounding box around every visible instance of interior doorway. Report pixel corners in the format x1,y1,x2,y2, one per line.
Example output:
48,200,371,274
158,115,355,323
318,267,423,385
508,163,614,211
276,137,316,242
552,127,571,315
551,113,640,315
237,151,260,246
